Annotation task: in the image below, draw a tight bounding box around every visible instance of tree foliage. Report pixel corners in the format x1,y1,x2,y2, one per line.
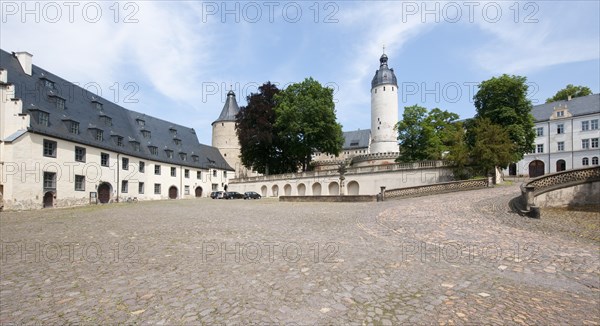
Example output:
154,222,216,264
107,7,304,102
474,74,535,161
546,84,592,103
395,105,459,162
273,78,344,171
470,118,516,176
235,82,297,175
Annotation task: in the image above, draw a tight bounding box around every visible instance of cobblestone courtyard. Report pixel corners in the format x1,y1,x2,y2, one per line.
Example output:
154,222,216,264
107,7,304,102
1,184,599,325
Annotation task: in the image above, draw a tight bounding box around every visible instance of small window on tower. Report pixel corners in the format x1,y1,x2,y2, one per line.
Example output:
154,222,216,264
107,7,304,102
383,86,386,91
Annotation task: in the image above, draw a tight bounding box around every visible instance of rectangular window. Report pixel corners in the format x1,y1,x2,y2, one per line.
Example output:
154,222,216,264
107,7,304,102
44,79,54,89
131,142,140,152
536,127,544,136
582,139,590,149
192,155,199,162
56,98,65,110
94,102,103,110
212,183,218,191
43,172,56,189
122,157,129,170
171,167,176,177
138,182,145,194
166,150,173,159
557,124,564,134
70,121,79,134
213,170,217,177
184,185,190,195
121,180,128,193
137,119,145,126
39,111,49,126
95,130,103,141
43,139,57,157
592,138,599,148
101,115,112,126
139,161,145,173
142,130,151,139
180,152,186,161
116,136,123,147
75,175,85,191
101,153,109,167
75,146,86,162
223,171,227,178
154,165,161,175
582,121,590,131
149,146,158,156
536,144,544,153
591,119,599,130
557,141,564,152
184,169,190,178
154,183,161,195
556,110,564,117
197,171,201,180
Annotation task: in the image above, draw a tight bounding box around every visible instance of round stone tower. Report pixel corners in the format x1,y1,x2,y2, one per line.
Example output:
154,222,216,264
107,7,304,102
370,53,399,154
212,90,241,175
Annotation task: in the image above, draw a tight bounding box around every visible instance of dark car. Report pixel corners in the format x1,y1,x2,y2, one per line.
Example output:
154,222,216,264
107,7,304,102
243,191,261,200
210,191,224,199
225,191,244,199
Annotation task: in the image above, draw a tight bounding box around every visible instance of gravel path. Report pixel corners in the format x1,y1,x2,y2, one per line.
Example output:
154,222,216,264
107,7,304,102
1,184,598,325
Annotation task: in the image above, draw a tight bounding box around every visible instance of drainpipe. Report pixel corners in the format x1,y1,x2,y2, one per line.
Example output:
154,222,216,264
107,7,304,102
547,121,550,174
571,119,574,169
180,165,183,199
116,153,120,202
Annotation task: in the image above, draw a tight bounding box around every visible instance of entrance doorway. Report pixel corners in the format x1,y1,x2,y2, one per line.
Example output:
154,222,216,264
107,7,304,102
169,186,178,199
528,160,545,178
43,192,54,208
98,183,111,203
195,187,203,197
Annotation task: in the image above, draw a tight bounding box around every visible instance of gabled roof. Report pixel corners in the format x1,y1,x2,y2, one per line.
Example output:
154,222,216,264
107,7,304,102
532,94,600,122
212,90,240,124
342,129,371,149
0,49,232,171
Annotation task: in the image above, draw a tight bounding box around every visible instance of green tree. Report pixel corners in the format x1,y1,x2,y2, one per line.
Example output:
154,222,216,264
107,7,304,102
474,74,535,160
395,105,459,162
444,121,471,180
274,78,344,171
470,118,515,176
235,82,297,175
546,84,593,103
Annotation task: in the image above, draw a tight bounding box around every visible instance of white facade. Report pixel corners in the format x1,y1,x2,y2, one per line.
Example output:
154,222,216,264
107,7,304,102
0,50,232,210
370,83,399,153
511,96,600,177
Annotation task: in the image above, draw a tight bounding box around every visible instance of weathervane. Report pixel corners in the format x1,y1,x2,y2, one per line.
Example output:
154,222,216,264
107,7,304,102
382,44,386,54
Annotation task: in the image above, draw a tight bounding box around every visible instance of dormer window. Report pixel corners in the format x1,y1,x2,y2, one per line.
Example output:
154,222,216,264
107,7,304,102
149,146,158,156
41,77,55,89
100,115,112,126
69,121,79,134
56,97,65,110
131,141,140,152
174,138,181,146
92,100,103,110
350,140,359,147
94,129,103,141
170,128,177,137
38,111,49,126
141,130,151,139
192,155,199,162
136,119,145,126
165,149,173,159
179,152,187,161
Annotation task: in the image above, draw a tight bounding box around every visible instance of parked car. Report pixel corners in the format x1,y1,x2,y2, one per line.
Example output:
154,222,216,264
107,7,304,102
243,191,261,200
225,191,244,199
210,191,224,199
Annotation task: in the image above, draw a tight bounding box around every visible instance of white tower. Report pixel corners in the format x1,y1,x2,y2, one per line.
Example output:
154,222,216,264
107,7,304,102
370,53,399,154
212,90,242,175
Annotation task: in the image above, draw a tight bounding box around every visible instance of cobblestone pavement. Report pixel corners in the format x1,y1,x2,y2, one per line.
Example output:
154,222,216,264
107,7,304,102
1,184,598,325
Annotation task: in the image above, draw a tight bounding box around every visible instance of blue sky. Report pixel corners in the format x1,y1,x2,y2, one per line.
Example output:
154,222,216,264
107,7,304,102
2,1,599,144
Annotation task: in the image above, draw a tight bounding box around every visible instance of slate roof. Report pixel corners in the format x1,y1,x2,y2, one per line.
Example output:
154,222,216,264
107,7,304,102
213,90,240,124
0,49,233,171
342,129,371,149
531,94,600,122
371,54,398,89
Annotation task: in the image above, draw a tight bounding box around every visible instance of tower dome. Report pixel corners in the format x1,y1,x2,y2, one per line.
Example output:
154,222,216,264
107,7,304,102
371,54,398,89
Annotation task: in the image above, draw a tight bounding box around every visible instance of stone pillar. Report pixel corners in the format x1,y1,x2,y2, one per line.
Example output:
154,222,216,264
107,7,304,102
380,186,386,201
524,185,535,210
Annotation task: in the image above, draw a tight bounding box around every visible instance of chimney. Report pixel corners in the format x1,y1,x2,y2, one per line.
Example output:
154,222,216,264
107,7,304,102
13,51,33,76
567,95,572,101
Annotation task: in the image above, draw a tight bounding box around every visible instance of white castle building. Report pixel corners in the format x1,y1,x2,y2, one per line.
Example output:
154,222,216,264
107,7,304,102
0,50,233,210
507,94,600,177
